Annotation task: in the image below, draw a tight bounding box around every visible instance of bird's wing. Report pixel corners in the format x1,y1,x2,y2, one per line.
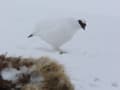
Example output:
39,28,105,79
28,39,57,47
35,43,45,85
33,18,75,35
33,20,57,34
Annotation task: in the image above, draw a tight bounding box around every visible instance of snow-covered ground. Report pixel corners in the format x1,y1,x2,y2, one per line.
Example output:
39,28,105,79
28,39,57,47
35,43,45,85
0,0,120,90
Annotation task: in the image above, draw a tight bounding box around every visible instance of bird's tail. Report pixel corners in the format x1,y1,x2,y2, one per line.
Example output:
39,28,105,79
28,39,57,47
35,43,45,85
27,34,33,38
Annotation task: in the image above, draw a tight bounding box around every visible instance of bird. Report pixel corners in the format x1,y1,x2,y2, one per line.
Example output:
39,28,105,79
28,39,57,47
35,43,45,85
27,18,86,54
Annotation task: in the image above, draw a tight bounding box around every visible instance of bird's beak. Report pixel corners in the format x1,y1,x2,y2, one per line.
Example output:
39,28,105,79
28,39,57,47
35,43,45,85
27,34,34,38
82,27,86,30
82,23,86,30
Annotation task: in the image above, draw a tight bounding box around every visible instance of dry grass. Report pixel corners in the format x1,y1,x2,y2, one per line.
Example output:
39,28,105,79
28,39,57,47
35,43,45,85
0,54,74,90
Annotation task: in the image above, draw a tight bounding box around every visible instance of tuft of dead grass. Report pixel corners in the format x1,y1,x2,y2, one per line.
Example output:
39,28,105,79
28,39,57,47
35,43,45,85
0,54,74,90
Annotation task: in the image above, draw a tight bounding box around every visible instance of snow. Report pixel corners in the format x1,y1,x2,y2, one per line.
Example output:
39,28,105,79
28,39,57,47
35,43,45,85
0,0,120,90
1,66,30,82
1,68,21,81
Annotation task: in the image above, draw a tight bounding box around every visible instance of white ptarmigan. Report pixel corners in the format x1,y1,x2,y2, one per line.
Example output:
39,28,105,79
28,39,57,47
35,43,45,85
28,18,86,54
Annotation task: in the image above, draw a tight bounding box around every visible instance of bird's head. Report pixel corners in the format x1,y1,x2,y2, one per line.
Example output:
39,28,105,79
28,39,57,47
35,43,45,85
78,19,87,30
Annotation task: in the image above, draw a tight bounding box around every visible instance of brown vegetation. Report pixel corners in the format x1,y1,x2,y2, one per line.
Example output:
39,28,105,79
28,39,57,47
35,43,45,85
0,54,74,90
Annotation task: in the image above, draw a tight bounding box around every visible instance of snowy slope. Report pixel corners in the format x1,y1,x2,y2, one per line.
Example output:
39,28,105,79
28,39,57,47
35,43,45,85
0,0,120,90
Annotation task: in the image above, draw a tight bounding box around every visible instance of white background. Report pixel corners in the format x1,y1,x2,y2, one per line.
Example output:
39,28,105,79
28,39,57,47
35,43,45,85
0,0,120,90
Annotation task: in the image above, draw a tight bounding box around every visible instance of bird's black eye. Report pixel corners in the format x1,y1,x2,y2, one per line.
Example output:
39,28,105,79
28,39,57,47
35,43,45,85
78,20,86,30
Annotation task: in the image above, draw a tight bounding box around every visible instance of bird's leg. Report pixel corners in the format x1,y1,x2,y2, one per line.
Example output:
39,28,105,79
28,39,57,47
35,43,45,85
54,48,67,54
59,51,67,54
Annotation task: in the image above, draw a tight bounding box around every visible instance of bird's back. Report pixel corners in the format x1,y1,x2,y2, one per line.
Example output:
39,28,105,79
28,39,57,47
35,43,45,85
34,18,80,47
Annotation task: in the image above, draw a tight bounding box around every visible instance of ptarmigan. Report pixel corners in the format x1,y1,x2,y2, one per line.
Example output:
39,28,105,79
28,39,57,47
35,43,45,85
28,18,86,54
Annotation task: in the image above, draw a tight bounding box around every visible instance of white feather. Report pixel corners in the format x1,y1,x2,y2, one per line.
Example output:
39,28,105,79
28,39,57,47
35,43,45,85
32,18,81,48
